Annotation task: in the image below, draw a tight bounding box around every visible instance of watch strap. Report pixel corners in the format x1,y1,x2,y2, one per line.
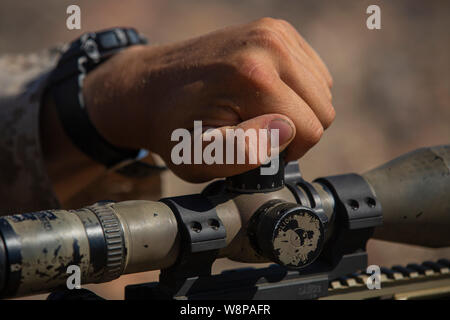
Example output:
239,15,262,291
47,28,159,173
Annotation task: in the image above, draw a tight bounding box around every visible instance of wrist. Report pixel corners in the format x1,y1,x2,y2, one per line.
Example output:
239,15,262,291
82,45,147,150
46,28,157,177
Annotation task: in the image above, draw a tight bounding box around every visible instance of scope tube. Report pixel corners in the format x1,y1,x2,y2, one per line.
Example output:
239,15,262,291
363,145,450,247
0,187,297,298
0,200,182,298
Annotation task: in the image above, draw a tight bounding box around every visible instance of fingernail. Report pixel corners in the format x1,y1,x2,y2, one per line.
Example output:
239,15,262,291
268,119,294,146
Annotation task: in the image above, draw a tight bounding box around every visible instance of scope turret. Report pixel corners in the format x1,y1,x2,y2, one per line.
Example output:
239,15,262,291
247,200,325,269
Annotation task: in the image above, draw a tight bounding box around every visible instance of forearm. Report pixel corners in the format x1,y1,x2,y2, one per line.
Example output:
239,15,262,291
0,50,60,214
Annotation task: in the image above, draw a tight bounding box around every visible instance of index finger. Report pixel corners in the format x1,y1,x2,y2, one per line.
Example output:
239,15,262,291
281,21,333,87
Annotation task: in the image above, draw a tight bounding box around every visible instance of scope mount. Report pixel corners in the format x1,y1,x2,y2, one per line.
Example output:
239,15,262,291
123,161,381,300
46,158,382,300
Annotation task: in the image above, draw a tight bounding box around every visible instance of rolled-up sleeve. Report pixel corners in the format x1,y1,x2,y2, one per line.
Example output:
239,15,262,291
0,49,61,215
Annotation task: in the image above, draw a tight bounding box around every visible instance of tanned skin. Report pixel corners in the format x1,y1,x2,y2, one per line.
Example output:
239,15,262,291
40,18,334,202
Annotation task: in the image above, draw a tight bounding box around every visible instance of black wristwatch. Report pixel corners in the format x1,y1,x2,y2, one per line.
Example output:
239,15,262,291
47,27,164,178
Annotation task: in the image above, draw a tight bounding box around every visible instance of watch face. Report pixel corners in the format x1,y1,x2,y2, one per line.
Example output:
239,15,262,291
81,38,100,61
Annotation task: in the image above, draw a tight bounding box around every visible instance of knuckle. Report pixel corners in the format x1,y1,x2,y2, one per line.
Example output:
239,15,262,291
249,26,284,51
255,17,284,29
328,76,334,88
307,121,324,145
278,19,294,30
327,107,336,127
234,54,277,89
321,105,336,129
255,17,292,31
248,20,290,57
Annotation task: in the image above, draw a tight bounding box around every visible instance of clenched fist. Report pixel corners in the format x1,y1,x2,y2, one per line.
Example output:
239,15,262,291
43,18,334,192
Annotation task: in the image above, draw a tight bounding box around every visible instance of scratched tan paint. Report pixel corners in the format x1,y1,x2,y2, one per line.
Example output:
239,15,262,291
3,210,91,296
273,213,321,266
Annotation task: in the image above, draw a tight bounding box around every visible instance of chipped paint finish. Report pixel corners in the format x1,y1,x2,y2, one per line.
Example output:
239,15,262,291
222,188,297,263
0,200,183,297
273,212,321,267
1,209,91,296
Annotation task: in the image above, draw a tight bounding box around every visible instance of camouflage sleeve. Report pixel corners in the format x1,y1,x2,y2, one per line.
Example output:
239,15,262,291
0,49,62,215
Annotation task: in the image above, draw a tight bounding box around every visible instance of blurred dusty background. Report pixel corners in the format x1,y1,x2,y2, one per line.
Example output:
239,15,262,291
1,0,449,299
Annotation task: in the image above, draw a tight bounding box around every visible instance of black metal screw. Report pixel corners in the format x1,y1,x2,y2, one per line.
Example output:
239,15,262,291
366,197,376,208
190,221,202,233
208,219,220,230
347,199,359,210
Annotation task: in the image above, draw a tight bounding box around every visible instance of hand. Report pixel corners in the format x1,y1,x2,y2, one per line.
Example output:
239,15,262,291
82,18,334,182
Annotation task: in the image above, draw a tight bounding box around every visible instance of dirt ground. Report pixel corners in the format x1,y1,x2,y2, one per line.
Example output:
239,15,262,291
2,0,449,299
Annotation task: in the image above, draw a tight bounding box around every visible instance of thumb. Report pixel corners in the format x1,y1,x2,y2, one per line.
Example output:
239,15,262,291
189,114,295,181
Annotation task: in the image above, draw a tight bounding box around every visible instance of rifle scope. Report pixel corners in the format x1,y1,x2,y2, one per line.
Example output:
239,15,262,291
0,145,448,298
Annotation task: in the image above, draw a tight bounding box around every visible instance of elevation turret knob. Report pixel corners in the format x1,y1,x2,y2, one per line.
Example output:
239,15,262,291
248,200,325,269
